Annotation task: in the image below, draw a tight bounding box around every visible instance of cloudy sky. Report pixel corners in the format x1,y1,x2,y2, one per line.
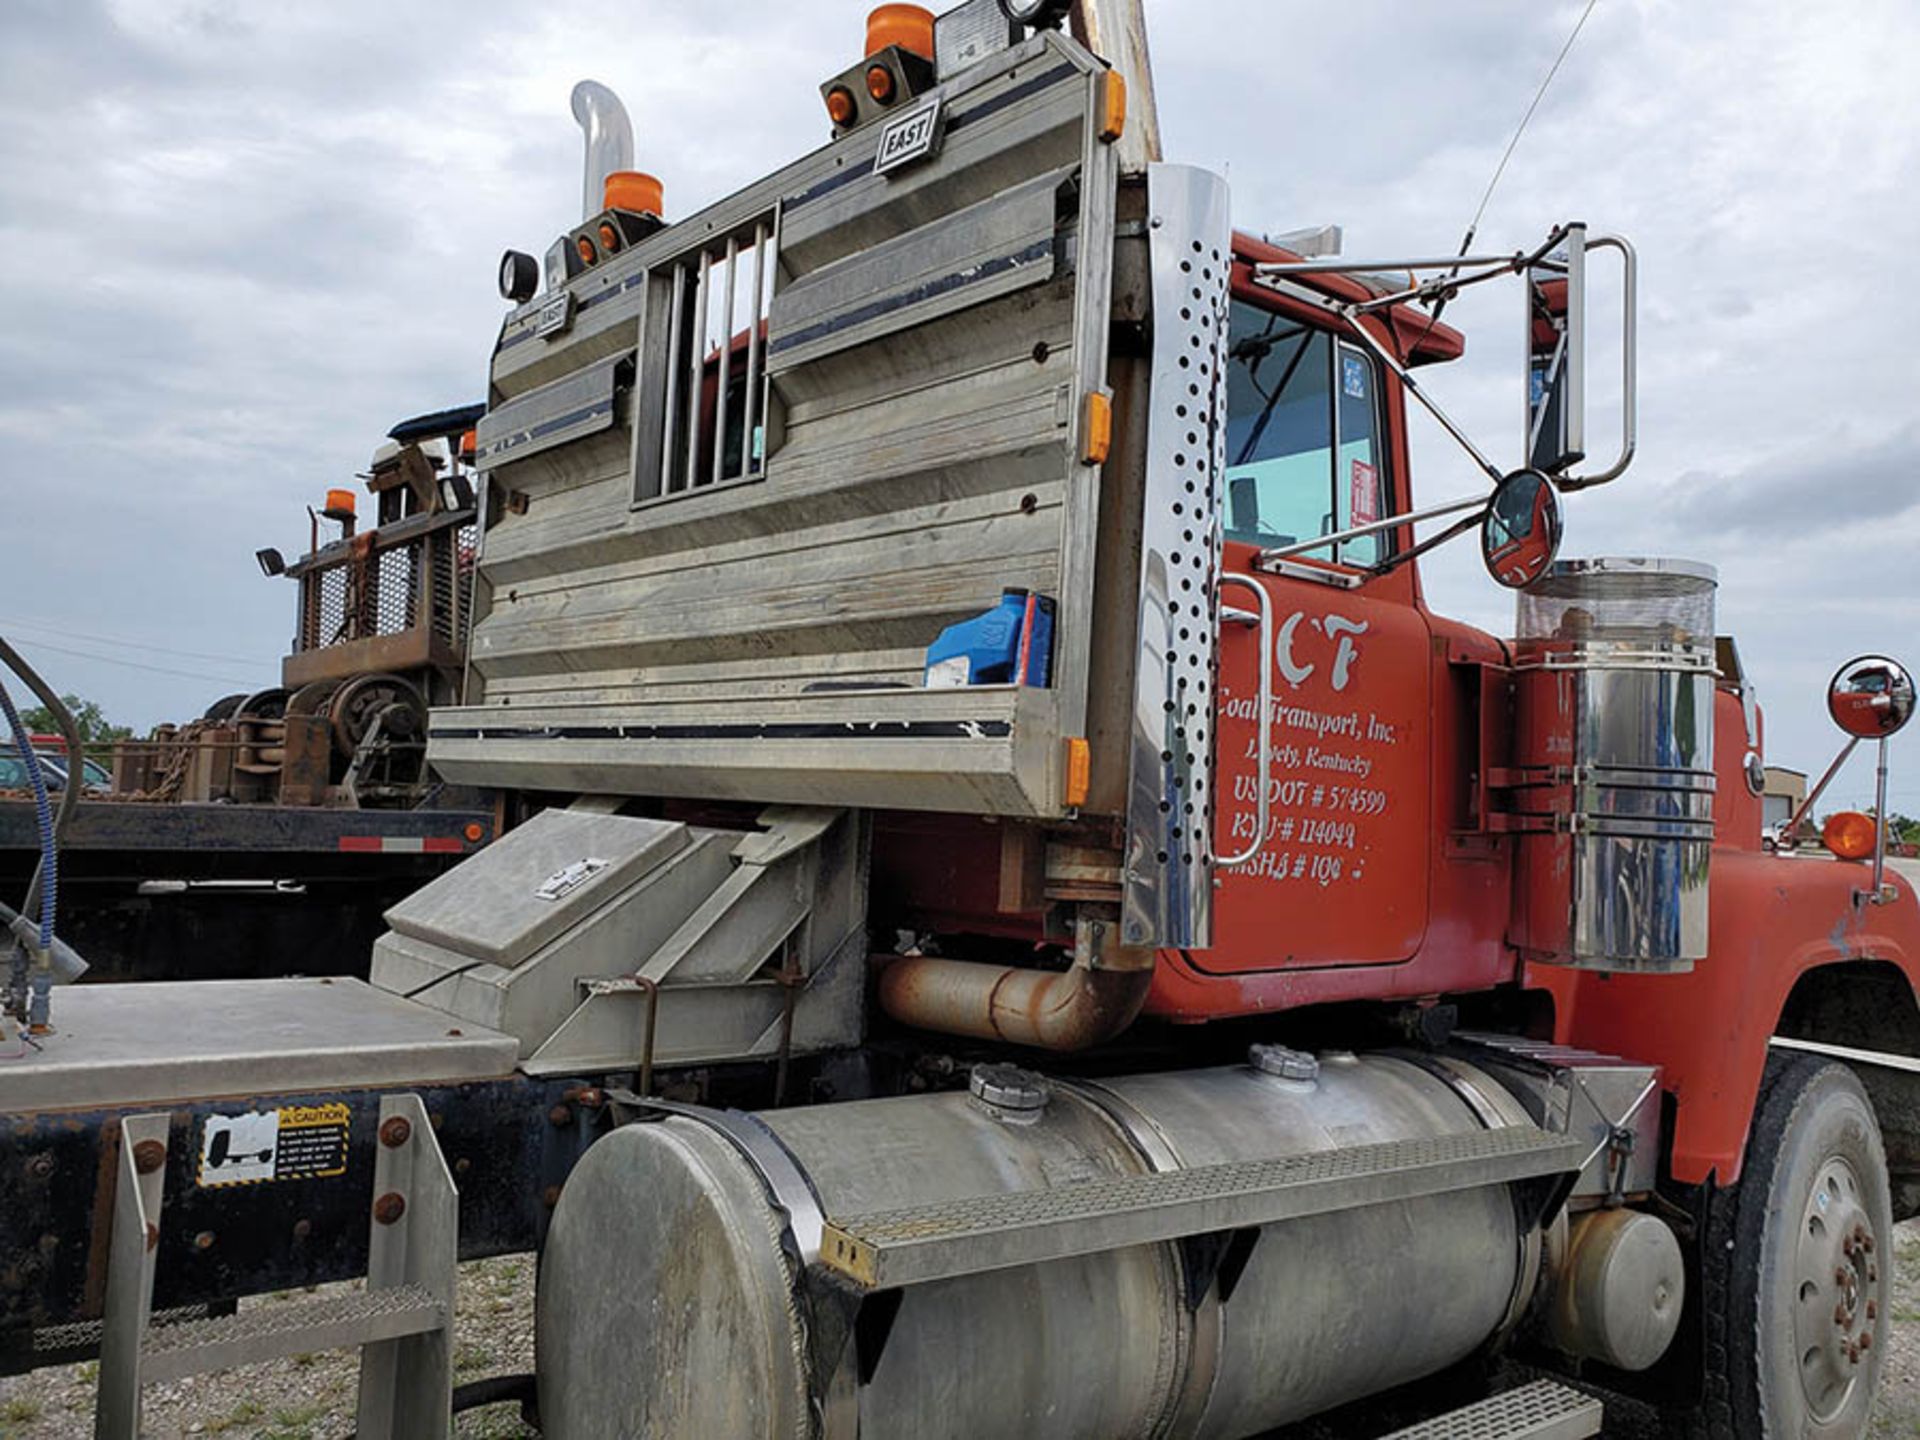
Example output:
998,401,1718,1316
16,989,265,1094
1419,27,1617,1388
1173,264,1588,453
2,0,1916,809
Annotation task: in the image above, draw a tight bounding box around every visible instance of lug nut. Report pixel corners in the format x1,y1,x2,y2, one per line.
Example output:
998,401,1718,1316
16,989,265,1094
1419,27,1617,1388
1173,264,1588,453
1860,1330,1872,1351
194,1231,215,1251
1836,1304,1850,1327
132,1139,167,1175
372,1192,407,1226
1868,1300,1878,1321
379,1116,412,1149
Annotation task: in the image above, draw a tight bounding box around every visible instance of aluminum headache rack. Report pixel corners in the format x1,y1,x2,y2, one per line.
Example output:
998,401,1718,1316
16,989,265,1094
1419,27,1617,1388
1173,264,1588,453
443,30,1131,821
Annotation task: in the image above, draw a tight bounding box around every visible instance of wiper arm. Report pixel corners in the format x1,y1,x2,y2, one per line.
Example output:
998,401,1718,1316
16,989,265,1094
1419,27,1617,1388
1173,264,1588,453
1233,331,1313,468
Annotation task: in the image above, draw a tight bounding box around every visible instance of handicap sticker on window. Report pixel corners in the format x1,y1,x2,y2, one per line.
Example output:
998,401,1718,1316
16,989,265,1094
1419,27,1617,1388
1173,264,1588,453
1343,355,1368,400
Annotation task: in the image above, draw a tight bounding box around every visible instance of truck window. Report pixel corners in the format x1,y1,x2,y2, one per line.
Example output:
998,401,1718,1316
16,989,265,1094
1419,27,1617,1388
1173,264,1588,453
1223,304,1386,566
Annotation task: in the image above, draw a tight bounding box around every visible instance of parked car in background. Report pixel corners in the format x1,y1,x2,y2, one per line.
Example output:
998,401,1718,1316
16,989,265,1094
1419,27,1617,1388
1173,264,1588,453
0,741,110,793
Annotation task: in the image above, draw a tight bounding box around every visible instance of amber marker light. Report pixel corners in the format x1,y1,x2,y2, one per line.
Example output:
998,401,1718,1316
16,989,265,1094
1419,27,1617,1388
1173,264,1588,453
598,223,622,253
1099,71,1128,143
1082,391,1113,466
464,822,487,843
865,64,896,104
575,235,597,266
1824,810,1878,860
826,86,858,126
1064,737,1091,808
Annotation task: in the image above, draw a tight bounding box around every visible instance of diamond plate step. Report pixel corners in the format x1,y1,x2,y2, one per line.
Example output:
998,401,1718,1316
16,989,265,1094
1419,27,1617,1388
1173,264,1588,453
140,1284,444,1384
820,1124,1585,1288
1376,1380,1603,1440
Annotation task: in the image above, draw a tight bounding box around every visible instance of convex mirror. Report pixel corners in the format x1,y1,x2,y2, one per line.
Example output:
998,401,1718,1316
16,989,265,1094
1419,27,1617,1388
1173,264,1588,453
1828,655,1915,739
1481,468,1562,589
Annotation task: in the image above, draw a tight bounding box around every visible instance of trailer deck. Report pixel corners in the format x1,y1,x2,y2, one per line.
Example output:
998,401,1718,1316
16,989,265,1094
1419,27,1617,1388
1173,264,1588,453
5,977,517,1111
0,797,495,981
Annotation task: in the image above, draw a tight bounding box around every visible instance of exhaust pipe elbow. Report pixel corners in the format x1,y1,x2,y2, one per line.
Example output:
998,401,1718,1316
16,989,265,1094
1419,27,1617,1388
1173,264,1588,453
570,81,635,223
878,914,1152,1052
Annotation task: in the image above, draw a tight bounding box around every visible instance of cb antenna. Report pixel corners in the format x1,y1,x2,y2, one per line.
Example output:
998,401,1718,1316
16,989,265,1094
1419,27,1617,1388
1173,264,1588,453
1427,0,1603,328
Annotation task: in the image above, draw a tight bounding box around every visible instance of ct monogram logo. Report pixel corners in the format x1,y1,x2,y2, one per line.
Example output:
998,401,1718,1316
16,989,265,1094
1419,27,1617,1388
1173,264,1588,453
1276,611,1369,692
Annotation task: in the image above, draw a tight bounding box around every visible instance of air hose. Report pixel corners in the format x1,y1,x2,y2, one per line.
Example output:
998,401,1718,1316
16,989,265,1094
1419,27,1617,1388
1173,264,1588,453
0,673,55,1026
0,676,54,950
0,635,86,1029
0,637,81,934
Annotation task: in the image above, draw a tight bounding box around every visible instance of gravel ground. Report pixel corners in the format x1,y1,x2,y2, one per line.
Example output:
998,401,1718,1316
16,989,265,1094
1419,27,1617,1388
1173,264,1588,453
0,1259,538,1440
3,1225,1917,1437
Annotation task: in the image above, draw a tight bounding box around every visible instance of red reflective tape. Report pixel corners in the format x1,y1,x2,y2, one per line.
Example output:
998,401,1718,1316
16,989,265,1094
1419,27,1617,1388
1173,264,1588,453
338,836,465,854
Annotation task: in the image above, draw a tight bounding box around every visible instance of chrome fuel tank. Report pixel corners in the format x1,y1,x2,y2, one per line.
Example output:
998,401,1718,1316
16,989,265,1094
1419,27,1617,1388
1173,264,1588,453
537,1052,1535,1439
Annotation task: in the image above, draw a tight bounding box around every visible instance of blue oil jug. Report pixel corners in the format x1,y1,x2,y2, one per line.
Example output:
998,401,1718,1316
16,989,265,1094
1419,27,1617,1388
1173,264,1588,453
924,589,1055,688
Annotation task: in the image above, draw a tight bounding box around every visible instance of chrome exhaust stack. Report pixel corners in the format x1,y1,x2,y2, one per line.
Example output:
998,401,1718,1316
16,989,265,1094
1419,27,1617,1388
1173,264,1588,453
569,80,634,224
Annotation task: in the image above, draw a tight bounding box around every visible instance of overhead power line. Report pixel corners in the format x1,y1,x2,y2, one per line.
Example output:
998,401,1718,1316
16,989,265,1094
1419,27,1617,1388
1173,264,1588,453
2,636,262,689
0,616,264,668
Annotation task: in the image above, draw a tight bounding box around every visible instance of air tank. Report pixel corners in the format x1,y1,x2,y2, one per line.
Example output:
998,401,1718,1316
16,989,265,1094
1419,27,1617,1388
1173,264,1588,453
536,1051,1543,1439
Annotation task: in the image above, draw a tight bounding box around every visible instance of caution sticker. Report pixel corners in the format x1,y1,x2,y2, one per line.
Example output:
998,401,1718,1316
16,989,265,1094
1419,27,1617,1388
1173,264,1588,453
197,1103,351,1188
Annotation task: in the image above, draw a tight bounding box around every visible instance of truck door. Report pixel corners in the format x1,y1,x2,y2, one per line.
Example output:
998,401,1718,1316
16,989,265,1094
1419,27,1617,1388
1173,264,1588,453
1205,302,1433,970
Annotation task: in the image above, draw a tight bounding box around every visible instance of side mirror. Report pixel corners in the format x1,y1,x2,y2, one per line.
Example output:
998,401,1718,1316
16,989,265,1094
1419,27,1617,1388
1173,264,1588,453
1525,231,1584,476
1828,655,1915,739
1524,224,1637,490
1786,653,1913,901
1480,468,1562,589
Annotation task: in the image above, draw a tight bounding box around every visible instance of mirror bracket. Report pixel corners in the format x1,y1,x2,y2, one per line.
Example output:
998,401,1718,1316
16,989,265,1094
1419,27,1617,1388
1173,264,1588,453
1780,656,1914,898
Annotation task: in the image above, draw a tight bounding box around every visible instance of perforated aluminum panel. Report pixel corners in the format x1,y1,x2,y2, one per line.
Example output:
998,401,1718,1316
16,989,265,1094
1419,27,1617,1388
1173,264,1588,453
1122,164,1233,949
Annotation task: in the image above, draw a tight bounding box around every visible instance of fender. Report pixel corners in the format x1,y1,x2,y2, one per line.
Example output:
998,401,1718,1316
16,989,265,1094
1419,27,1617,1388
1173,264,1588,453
1533,846,1920,1186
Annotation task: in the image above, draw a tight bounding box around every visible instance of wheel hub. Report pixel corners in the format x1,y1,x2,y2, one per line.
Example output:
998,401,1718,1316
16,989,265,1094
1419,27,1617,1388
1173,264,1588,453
1794,1158,1880,1422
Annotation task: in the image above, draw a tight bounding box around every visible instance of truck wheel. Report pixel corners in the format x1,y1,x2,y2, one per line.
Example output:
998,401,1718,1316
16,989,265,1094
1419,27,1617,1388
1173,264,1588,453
1676,1054,1891,1439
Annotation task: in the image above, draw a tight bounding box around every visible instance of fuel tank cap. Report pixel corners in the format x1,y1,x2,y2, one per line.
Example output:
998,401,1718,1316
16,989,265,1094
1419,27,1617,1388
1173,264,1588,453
969,1062,1052,1114
1247,1043,1321,1082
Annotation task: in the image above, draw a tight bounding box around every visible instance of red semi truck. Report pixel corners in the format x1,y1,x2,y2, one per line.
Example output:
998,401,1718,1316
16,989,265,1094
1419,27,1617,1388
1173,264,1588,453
4,3,1918,1437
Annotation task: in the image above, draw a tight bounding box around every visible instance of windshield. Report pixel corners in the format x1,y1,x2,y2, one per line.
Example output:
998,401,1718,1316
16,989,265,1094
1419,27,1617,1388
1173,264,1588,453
1223,302,1386,566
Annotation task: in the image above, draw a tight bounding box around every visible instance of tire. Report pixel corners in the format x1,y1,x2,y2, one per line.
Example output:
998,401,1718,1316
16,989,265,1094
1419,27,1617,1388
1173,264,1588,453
1670,1054,1892,1439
